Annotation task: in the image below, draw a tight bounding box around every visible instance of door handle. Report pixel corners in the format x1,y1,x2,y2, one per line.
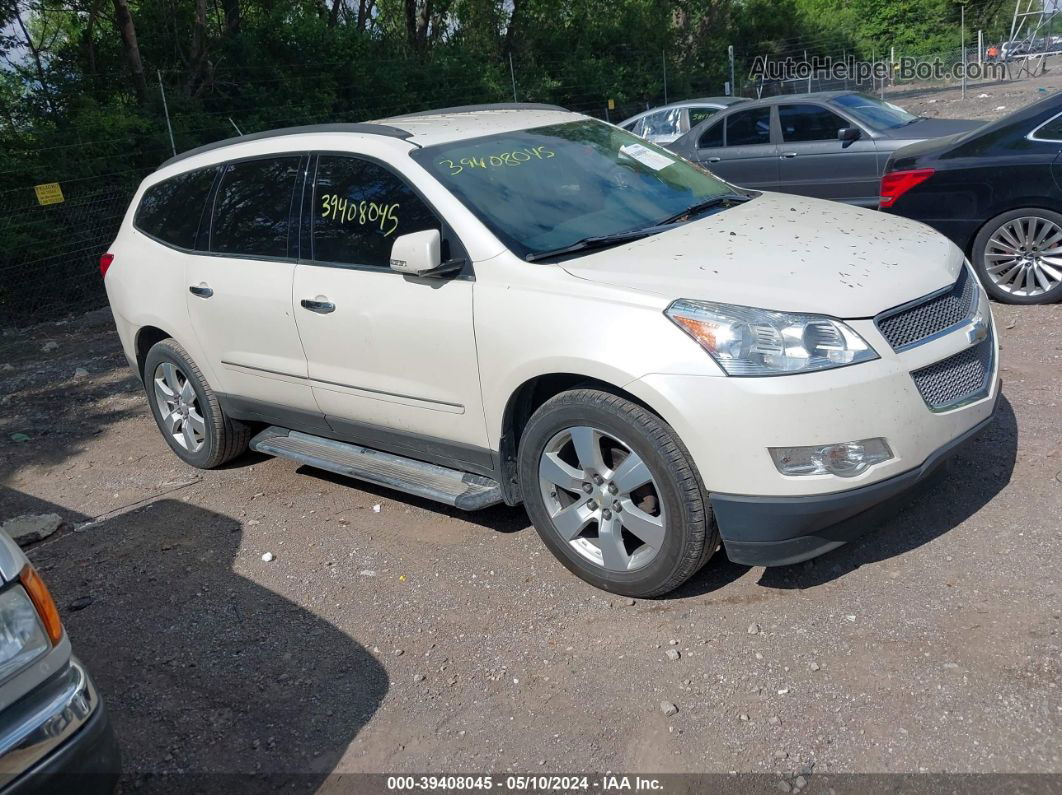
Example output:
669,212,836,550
707,157,722,163
780,151,798,159
300,298,335,314
189,284,213,298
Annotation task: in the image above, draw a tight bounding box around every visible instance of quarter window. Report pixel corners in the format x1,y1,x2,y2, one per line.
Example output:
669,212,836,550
312,155,440,268
135,167,217,249
726,107,772,146
1033,112,1062,141
779,104,849,142
210,156,302,259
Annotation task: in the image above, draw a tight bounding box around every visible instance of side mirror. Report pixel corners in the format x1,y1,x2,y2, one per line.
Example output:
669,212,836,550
838,127,861,142
389,229,443,276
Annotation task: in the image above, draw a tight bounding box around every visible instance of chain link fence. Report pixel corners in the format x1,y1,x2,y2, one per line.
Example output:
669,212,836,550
0,36,1050,330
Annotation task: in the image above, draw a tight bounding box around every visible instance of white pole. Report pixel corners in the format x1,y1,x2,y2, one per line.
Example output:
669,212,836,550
509,52,518,102
961,4,967,100
157,70,176,156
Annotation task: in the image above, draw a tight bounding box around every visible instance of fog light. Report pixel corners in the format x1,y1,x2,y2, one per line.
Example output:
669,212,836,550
769,438,893,477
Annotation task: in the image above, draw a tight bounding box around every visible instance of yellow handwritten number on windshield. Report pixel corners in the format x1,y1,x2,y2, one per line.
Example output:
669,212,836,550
440,146,555,176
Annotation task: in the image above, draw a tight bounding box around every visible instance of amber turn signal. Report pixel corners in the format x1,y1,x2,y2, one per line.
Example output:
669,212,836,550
20,565,63,645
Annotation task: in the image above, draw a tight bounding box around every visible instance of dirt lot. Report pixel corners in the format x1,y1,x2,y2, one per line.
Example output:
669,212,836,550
1,83,1061,790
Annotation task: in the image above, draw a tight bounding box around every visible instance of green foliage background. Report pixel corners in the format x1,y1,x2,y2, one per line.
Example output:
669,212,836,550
0,0,1016,324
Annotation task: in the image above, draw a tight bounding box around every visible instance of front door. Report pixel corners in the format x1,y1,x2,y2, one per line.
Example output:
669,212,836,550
292,154,491,471
775,104,880,206
186,154,319,416
693,105,779,190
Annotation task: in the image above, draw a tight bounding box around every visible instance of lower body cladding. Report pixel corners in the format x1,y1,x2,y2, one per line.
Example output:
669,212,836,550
630,323,1000,568
0,659,120,795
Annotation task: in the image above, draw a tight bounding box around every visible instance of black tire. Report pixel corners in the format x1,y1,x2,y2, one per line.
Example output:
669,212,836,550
972,207,1062,304
143,339,250,468
518,388,718,597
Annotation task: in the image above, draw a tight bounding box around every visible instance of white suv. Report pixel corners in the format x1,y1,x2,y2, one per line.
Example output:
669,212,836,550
103,103,999,596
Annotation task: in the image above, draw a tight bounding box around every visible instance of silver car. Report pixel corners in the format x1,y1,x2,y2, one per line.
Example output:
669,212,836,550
618,97,748,145
668,91,981,207
0,531,118,793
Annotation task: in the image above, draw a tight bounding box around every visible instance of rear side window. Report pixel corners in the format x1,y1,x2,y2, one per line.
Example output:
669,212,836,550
779,104,848,142
135,167,217,249
312,155,440,268
210,156,302,259
726,107,772,146
697,119,725,148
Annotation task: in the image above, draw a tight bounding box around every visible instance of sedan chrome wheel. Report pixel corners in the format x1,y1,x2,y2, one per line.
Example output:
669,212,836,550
538,426,666,572
983,215,1062,298
152,362,206,453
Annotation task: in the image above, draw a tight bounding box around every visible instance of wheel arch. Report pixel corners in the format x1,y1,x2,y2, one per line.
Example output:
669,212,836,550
496,372,659,505
134,325,173,380
965,201,1062,258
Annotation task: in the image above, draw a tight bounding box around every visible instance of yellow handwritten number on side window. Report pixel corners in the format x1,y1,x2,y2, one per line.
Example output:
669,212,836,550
321,194,400,237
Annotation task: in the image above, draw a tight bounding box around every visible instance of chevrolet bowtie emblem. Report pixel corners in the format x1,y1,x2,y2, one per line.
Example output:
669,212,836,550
966,318,989,345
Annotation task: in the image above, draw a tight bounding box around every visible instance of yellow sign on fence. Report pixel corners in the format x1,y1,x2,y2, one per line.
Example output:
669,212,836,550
34,182,64,206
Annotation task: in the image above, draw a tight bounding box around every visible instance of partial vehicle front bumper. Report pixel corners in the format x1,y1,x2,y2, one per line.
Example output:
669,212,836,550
0,659,120,795
710,402,996,566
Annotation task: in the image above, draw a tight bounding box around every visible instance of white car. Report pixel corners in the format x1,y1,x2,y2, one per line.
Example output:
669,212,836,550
619,97,747,145
102,103,999,596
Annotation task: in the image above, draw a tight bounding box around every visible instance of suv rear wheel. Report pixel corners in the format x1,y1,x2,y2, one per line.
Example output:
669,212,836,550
518,388,717,597
143,339,250,468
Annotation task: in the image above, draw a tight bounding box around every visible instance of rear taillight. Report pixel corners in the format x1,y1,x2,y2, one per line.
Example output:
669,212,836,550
99,252,114,279
879,168,935,209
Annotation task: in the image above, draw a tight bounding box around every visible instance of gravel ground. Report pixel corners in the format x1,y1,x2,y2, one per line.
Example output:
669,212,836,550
1,84,1061,790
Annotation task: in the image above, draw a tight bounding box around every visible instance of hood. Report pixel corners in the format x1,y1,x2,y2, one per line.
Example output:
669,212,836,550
881,117,983,140
561,192,963,318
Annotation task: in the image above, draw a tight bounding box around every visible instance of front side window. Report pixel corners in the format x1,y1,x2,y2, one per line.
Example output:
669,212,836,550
726,107,772,146
135,167,217,249
312,156,440,268
779,104,849,142
210,156,302,259
411,119,735,260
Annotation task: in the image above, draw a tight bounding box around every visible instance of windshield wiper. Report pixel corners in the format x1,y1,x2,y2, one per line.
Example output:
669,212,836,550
656,193,751,226
524,226,672,262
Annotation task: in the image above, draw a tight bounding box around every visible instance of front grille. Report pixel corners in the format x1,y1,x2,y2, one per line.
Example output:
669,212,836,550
876,267,977,351
910,332,994,411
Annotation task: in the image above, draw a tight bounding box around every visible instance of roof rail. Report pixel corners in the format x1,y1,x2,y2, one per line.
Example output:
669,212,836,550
158,122,412,169
386,102,570,119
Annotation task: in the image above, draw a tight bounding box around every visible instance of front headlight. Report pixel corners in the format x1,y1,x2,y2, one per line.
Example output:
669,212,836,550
0,585,51,681
666,299,878,376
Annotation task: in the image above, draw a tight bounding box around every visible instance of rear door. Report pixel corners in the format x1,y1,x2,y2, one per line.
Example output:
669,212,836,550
776,103,880,205
692,106,779,190
185,154,320,416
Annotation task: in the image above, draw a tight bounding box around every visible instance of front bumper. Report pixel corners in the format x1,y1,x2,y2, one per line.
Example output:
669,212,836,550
0,659,120,795
711,401,996,566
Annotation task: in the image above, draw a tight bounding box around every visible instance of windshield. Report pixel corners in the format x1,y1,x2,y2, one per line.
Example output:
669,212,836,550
832,93,919,130
410,120,737,260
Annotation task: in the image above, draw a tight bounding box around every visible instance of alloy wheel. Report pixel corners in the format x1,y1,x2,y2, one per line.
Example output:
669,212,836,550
152,362,206,453
983,215,1062,297
538,426,667,572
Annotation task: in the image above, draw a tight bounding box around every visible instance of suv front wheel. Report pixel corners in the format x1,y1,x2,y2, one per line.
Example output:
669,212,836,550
143,339,250,469
518,388,717,597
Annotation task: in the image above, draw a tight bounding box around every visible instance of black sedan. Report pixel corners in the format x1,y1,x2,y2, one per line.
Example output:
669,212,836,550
881,91,1062,304
667,91,980,208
